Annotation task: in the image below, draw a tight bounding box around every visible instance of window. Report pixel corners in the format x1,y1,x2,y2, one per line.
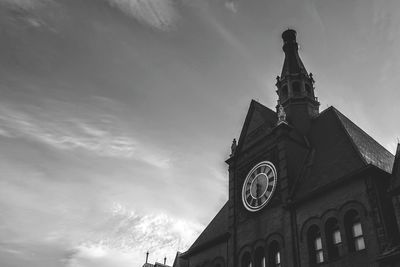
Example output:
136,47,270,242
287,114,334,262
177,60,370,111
314,236,324,263
241,252,252,267
326,218,343,260
352,222,366,251
308,226,324,265
274,251,281,267
268,241,281,267
254,247,265,267
281,85,288,101
292,82,301,97
345,210,366,252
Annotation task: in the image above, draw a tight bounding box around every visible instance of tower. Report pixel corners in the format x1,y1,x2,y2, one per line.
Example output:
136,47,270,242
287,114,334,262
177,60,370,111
275,29,319,134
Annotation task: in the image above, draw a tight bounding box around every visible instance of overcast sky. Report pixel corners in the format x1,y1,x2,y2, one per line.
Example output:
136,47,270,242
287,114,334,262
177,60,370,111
0,0,400,266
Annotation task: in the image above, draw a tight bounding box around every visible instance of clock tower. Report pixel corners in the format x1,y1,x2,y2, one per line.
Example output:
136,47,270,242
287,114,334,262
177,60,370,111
176,29,399,267
276,29,319,134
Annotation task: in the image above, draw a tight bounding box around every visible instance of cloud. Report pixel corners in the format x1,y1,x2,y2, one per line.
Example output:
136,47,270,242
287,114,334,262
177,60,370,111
106,0,179,31
64,203,203,267
0,99,171,169
225,1,238,13
0,0,51,9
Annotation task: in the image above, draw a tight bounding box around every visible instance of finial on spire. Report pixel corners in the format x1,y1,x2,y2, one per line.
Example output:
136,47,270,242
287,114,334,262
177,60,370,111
277,104,287,125
146,251,149,264
164,257,167,265
231,138,237,156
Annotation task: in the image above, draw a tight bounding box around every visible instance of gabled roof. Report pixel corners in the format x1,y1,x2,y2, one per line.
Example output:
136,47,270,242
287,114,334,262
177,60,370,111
294,107,394,198
236,100,277,153
183,202,229,256
334,108,394,173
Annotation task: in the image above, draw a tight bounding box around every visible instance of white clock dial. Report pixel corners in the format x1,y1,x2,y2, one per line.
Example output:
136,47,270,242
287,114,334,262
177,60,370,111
241,161,277,212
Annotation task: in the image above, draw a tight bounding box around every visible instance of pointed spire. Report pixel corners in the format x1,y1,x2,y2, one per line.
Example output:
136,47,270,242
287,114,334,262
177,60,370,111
146,251,149,264
275,29,320,133
281,29,308,77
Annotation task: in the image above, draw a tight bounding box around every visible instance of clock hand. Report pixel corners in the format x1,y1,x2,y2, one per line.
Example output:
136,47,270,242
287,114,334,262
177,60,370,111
256,181,261,198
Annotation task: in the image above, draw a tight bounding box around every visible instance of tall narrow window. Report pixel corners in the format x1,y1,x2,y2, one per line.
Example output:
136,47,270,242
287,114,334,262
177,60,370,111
255,247,265,267
326,218,343,260
281,85,288,101
268,241,281,267
308,225,324,265
345,210,366,252
292,82,301,97
274,251,281,267
314,236,324,263
242,252,252,267
352,222,365,251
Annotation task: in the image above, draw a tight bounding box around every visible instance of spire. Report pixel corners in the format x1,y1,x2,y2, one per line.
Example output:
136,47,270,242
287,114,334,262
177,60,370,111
146,251,149,264
280,29,308,77
275,29,320,134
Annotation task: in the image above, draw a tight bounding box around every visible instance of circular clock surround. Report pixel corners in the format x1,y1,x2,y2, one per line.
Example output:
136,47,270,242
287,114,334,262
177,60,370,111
241,161,277,212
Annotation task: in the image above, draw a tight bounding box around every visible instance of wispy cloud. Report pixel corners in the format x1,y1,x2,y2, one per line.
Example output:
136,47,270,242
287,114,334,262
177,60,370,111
65,203,203,267
106,0,179,31
0,0,51,9
0,99,171,169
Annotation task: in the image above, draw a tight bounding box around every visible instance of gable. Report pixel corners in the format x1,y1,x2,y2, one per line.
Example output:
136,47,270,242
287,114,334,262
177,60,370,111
237,100,277,152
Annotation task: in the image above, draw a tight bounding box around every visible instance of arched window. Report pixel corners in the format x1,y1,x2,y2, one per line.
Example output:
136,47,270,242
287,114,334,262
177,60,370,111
254,247,265,267
281,85,288,101
292,82,301,97
345,210,366,252
325,218,343,260
268,241,281,267
308,225,324,265
241,252,252,267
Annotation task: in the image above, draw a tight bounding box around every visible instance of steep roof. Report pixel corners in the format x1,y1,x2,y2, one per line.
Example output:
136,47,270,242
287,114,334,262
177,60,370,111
183,202,229,256
390,144,400,193
334,108,394,173
294,107,394,198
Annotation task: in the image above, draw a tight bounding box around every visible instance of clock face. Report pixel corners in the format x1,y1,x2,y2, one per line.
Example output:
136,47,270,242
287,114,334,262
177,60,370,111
242,161,277,212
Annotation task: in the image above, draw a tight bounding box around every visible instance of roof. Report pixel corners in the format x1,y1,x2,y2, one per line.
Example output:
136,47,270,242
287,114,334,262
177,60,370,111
390,144,400,193
182,105,395,256
236,100,277,154
172,252,188,267
294,107,394,198
183,202,229,256
334,108,394,173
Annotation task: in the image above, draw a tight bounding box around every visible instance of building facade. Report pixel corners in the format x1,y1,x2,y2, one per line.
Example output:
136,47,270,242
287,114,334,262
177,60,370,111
173,30,400,267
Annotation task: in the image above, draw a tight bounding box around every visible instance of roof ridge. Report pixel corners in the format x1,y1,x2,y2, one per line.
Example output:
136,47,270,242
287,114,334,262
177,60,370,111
330,107,368,166
332,107,394,173
333,108,394,157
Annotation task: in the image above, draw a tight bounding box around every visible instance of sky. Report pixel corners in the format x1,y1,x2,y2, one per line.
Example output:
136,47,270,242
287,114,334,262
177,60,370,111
0,0,400,266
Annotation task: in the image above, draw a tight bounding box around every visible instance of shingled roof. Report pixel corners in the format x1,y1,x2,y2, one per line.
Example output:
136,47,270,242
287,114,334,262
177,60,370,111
183,202,229,256
294,107,394,198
